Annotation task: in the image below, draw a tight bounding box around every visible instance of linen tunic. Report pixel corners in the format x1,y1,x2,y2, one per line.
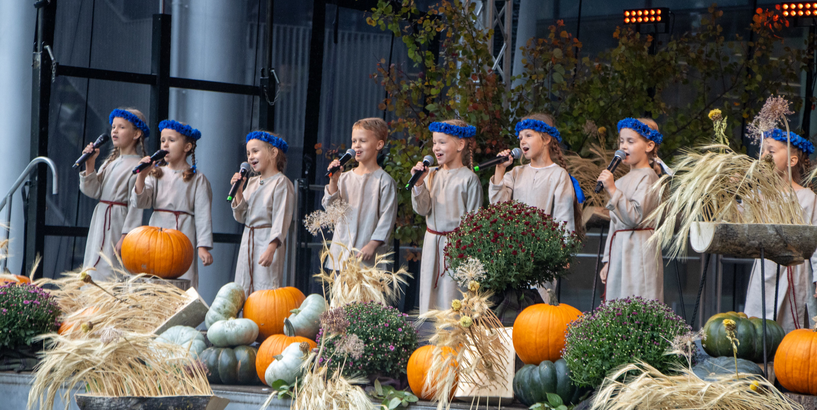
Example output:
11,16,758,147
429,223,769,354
745,188,817,333
489,163,577,301
602,167,664,302
412,167,483,313
321,168,397,270
80,154,144,282
132,168,213,289
232,173,295,296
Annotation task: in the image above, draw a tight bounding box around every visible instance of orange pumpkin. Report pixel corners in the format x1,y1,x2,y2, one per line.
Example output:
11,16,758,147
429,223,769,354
58,306,101,335
121,226,194,279
512,298,582,364
255,318,317,384
244,287,306,341
775,327,817,395
0,274,31,286
407,345,458,401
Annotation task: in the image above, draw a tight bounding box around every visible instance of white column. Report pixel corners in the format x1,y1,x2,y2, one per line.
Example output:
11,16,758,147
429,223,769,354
512,0,541,88
170,0,249,304
0,2,35,273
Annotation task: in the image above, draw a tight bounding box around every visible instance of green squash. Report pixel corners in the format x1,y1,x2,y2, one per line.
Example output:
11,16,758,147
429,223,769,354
693,357,765,382
207,318,259,347
512,359,586,406
702,311,785,362
200,345,259,385
206,282,246,329
288,294,327,340
264,342,308,386
156,325,206,359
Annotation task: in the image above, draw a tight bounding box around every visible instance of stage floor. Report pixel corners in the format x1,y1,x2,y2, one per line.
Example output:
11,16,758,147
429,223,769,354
3,371,529,409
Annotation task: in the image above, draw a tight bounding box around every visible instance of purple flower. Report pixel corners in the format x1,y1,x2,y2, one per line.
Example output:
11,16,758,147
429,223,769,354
389,345,395,351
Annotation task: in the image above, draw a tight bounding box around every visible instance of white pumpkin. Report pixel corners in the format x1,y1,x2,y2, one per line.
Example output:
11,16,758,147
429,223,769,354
156,325,206,358
265,342,308,386
207,318,259,347
287,294,327,340
206,282,246,329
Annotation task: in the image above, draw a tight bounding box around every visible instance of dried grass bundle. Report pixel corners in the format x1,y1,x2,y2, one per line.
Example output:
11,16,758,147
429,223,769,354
419,262,511,410
567,143,629,209
28,332,212,410
591,361,802,410
315,244,411,308
279,349,373,410
36,269,190,337
647,144,804,260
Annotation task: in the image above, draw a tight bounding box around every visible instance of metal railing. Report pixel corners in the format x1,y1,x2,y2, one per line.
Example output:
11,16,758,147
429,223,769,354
0,157,58,271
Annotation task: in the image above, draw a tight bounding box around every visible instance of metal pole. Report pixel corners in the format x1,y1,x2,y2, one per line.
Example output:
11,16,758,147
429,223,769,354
760,247,768,376
773,265,781,321
590,225,606,311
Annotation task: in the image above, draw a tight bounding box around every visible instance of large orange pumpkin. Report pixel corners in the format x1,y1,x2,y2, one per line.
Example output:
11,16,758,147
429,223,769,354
513,298,582,364
407,345,459,401
243,287,306,341
0,274,32,286
121,226,194,279
58,306,101,335
775,327,817,395
255,318,317,384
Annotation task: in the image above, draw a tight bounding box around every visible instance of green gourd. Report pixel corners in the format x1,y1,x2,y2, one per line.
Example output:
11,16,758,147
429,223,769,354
512,359,586,406
206,283,246,329
287,294,327,340
200,345,259,385
207,318,259,347
156,325,206,359
702,311,785,362
264,342,309,386
693,357,765,382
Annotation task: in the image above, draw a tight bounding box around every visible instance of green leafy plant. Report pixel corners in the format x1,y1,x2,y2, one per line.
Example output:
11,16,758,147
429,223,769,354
0,283,60,350
368,379,419,409
562,296,692,389
367,1,806,246
529,393,569,410
444,201,581,293
316,301,418,379
269,379,297,400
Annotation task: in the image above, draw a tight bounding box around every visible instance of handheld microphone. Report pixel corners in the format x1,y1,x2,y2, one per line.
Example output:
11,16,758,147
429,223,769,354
227,162,252,202
73,133,111,168
405,155,436,190
325,149,356,178
132,149,169,175
473,148,522,172
594,150,628,193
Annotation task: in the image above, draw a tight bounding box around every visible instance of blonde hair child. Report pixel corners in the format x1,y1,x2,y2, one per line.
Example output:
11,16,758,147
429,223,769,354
597,117,664,302
78,108,148,281
132,120,213,289
230,131,295,296
410,120,483,313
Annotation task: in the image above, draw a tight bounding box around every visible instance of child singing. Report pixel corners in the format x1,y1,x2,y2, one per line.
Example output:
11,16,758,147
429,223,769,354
745,129,817,333
491,113,582,301
322,118,397,269
231,131,295,296
132,120,213,289
410,120,483,313
79,108,148,281
597,118,664,302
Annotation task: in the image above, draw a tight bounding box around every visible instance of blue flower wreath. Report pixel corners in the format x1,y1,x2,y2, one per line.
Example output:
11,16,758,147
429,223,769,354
428,122,476,138
246,131,289,154
158,120,202,141
617,118,663,144
764,128,815,155
109,109,150,139
515,119,562,143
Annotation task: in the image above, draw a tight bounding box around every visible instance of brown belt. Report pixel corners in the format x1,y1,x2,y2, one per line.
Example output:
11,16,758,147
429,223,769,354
93,200,128,267
153,208,193,230
246,224,272,294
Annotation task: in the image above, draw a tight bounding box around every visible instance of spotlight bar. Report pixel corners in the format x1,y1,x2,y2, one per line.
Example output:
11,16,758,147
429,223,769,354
623,8,669,24
780,2,817,17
